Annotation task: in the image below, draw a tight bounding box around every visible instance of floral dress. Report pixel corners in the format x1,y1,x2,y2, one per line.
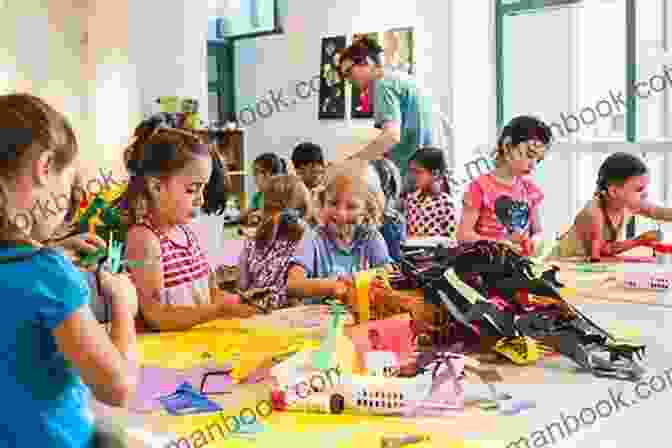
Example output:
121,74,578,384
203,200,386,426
237,238,300,310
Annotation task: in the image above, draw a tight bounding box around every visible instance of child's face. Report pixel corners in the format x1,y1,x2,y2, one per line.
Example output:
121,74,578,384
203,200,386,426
32,161,77,240
504,140,546,176
609,175,649,208
157,156,212,225
295,162,326,189
408,161,433,191
323,188,365,241
253,162,271,191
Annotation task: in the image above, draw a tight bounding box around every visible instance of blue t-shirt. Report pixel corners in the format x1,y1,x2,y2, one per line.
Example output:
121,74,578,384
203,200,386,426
0,246,94,448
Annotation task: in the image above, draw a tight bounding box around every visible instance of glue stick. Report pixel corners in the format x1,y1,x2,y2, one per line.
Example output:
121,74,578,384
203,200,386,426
283,392,345,414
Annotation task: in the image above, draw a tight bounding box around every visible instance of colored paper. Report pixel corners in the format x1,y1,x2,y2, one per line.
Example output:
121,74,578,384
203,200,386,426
129,365,232,412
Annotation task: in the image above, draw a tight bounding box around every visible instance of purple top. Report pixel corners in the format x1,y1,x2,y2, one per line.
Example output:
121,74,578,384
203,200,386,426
289,226,391,280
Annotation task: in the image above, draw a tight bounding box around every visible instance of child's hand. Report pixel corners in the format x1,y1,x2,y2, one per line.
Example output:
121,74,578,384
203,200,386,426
217,301,258,319
53,232,107,255
509,232,533,256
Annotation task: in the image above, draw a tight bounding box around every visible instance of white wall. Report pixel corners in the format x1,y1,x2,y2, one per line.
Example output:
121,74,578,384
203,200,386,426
0,0,86,152
233,0,452,197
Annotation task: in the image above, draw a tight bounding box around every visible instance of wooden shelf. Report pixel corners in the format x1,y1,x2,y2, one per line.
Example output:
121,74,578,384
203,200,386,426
197,129,246,206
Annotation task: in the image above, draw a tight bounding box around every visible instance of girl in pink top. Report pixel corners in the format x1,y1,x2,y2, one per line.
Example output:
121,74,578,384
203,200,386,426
457,116,552,255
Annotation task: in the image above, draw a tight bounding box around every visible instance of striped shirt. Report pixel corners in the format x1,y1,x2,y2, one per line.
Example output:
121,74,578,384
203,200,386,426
141,221,212,307
463,173,544,240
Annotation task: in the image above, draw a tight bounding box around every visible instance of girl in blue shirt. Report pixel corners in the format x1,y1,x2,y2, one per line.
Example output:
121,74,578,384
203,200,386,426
0,93,137,448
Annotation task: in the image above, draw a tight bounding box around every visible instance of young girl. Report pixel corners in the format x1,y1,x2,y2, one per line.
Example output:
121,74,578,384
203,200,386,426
557,152,672,260
249,152,288,211
457,115,551,255
123,121,257,332
405,147,457,239
287,165,392,303
237,175,318,310
0,93,137,448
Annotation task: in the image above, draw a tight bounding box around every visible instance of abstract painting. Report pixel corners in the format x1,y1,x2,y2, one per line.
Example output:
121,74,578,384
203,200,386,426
318,35,347,119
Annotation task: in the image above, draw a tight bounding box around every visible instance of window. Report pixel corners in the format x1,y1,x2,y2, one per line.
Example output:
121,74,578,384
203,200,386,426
496,0,672,237
213,0,281,39
207,42,235,123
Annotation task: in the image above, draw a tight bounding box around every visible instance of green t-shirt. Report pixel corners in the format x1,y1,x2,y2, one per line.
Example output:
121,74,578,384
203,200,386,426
250,191,264,210
373,71,437,177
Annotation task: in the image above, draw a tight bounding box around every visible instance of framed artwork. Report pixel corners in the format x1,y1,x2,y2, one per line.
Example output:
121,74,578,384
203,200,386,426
350,32,380,119
384,27,415,75
318,35,347,120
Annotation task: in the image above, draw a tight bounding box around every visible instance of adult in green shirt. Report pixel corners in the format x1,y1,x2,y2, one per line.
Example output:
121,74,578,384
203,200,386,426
339,37,442,181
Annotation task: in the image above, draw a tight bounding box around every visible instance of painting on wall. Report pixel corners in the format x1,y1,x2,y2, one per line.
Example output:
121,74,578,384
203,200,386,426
350,32,379,119
318,35,347,120
384,27,415,75
349,28,415,119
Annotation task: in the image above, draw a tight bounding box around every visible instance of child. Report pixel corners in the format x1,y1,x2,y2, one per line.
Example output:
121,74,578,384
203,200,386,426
0,93,137,447
122,121,257,331
286,165,392,304
404,147,457,239
237,175,317,310
249,152,287,211
457,115,551,255
291,142,327,193
557,152,672,260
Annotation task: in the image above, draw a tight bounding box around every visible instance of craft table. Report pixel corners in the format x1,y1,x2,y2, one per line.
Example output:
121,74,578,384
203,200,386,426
549,247,672,307
105,262,670,448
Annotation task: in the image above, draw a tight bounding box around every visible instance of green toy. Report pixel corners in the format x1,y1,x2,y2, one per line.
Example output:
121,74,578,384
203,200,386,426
311,300,347,371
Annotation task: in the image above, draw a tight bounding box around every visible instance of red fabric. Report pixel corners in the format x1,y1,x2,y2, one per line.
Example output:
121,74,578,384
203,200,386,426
141,222,211,289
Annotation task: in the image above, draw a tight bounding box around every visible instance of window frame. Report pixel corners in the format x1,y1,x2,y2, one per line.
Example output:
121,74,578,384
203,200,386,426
494,0,672,237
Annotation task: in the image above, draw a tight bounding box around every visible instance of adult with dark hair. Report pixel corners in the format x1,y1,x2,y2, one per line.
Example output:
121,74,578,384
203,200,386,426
338,37,444,182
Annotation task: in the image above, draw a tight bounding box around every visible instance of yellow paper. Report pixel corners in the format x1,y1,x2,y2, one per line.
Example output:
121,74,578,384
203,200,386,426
138,327,320,380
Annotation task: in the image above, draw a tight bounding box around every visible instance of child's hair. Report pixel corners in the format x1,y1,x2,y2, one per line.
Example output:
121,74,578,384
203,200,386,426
595,152,648,196
256,175,315,243
324,165,383,227
493,115,553,165
121,118,225,224
0,93,78,243
340,36,384,68
291,142,324,168
408,146,452,195
254,152,287,175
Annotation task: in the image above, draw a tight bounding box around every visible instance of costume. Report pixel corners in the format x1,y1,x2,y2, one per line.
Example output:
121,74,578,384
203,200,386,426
390,240,647,381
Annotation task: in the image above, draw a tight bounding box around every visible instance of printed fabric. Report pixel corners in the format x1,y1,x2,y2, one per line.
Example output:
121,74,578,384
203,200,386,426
405,190,457,239
237,237,300,309
464,173,544,240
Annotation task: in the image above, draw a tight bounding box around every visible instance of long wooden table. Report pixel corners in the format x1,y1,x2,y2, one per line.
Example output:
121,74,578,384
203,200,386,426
109,260,654,448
